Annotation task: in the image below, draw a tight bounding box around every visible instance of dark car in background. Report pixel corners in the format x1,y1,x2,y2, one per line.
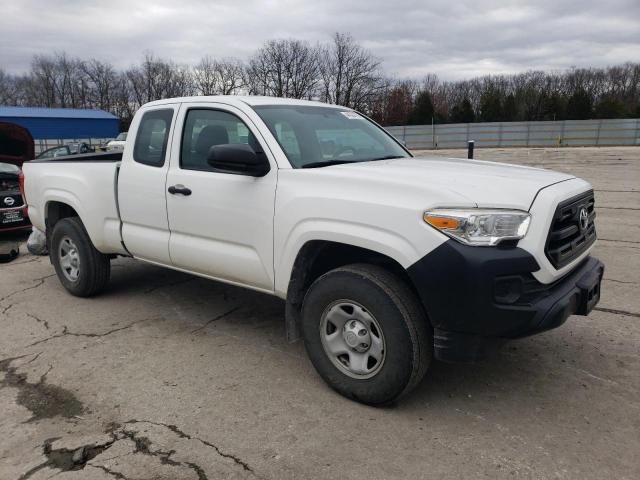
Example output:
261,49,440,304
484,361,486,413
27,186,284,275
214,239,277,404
0,163,30,232
36,142,95,159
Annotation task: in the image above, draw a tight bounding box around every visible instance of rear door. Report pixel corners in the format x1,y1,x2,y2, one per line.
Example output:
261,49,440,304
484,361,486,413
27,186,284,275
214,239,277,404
165,102,277,291
118,105,176,264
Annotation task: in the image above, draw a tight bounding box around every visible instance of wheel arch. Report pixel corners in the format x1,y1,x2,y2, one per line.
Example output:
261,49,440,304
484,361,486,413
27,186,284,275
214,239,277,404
284,239,424,342
44,200,82,248
46,200,80,230
42,191,124,255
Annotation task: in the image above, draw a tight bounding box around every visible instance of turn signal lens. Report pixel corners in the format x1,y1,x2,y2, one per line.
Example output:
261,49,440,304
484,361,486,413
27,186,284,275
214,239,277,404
423,214,460,230
423,209,531,246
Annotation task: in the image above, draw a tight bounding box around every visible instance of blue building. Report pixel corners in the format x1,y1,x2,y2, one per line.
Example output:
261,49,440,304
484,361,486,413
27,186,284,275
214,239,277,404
0,106,119,140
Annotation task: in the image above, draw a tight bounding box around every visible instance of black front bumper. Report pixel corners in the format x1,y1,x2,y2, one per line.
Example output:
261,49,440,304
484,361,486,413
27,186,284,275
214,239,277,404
407,240,604,363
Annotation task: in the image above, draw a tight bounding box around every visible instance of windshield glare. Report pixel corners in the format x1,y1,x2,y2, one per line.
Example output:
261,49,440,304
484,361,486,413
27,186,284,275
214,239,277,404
252,105,410,168
116,132,127,141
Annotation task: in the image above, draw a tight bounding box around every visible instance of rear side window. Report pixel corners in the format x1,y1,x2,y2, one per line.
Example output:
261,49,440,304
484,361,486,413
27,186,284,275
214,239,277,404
133,109,174,167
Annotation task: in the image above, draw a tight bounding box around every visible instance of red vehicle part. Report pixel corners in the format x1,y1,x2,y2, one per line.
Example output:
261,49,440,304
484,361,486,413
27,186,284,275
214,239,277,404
0,121,35,168
1,122,33,232
0,166,31,232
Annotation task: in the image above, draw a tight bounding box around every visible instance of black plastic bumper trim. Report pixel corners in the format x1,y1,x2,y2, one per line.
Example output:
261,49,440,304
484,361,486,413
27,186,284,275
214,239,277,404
407,240,604,362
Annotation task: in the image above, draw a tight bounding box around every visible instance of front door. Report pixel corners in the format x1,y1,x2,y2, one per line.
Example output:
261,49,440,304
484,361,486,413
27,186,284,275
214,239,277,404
165,103,277,292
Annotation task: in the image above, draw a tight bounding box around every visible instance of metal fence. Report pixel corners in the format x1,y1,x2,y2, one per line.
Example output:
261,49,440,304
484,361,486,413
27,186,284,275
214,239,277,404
385,118,640,150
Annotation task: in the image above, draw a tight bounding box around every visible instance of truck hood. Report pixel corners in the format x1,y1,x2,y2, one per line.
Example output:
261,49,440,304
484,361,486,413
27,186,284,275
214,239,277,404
327,155,574,210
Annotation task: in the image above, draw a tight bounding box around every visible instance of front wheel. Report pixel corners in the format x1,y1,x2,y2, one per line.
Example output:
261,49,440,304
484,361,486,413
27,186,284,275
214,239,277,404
50,217,111,297
301,264,431,405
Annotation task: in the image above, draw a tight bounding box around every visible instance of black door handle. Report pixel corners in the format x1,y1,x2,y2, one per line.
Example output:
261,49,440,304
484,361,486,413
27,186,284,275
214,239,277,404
168,185,192,196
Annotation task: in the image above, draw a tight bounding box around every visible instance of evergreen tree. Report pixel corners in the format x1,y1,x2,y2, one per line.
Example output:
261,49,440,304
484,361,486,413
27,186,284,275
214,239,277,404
502,94,517,121
479,88,502,122
594,96,625,119
542,92,566,121
566,89,592,120
449,97,475,123
408,91,435,125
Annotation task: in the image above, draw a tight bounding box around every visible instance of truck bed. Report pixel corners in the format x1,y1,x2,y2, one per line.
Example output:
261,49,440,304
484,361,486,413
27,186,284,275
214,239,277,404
23,152,127,255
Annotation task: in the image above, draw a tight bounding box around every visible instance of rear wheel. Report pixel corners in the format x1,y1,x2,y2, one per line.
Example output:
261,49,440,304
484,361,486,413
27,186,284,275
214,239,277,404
301,263,431,405
50,217,110,297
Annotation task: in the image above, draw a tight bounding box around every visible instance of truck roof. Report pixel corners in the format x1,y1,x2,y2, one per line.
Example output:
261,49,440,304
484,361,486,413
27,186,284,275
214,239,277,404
143,96,349,110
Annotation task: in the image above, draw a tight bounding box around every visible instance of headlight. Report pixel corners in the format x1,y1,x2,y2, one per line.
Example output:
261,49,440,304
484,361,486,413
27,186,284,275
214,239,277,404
423,209,531,246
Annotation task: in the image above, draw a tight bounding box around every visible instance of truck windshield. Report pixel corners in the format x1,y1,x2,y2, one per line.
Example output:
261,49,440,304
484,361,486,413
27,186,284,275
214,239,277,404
252,105,410,168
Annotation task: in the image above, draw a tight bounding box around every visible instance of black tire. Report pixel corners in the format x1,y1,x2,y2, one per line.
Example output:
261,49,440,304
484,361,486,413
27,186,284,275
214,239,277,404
0,246,19,263
50,217,111,297
301,263,431,405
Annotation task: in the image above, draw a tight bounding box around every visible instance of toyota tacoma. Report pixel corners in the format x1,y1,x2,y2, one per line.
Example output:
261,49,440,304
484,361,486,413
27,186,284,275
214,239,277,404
22,96,604,405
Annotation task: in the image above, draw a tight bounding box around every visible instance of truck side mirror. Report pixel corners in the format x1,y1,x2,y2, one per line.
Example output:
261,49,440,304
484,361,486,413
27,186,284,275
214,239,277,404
207,144,270,177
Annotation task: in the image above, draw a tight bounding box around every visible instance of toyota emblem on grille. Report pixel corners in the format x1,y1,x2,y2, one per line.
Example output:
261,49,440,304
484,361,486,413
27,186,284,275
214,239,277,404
578,207,589,231
3,197,15,207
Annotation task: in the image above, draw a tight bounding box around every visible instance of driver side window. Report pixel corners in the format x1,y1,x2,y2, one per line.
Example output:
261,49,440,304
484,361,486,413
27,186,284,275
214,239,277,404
181,109,263,172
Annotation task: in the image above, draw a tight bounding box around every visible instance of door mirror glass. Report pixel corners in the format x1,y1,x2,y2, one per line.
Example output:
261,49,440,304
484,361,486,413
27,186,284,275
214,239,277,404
207,144,270,177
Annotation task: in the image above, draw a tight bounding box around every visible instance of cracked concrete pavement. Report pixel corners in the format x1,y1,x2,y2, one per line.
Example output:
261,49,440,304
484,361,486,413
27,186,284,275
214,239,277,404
1,146,639,479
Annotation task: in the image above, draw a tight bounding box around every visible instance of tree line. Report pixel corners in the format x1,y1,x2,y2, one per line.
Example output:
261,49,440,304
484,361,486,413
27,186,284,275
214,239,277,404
1,32,638,129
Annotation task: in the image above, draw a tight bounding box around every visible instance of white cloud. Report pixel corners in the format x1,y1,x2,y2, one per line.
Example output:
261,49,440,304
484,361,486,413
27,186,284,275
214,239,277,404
1,0,639,80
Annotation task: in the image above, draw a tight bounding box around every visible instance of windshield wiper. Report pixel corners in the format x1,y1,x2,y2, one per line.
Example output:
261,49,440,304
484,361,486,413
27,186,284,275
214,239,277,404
301,156,406,169
368,155,405,161
301,160,361,169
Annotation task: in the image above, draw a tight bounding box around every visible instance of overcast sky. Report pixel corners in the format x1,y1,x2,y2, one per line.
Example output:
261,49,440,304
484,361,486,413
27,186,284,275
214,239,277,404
2,0,639,80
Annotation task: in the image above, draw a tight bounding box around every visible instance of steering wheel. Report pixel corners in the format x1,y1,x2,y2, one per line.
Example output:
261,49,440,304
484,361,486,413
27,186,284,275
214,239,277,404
334,146,356,158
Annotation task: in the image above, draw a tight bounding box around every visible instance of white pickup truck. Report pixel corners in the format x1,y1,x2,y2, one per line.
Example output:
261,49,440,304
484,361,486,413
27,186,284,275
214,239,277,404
22,96,604,405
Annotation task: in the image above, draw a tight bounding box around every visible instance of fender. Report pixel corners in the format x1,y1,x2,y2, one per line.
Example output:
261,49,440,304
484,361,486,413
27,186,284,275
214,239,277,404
274,218,446,297
42,188,125,255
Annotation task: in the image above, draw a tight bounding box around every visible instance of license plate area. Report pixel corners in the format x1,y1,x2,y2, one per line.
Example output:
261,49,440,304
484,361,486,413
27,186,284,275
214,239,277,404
1,210,24,225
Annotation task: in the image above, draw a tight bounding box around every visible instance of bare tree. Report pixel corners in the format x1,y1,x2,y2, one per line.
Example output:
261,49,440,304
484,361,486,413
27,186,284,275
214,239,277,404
193,56,245,95
318,33,383,110
126,53,193,108
244,52,270,96
247,39,319,98
81,59,119,111
420,73,440,98
0,69,17,104
285,41,319,98
193,55,218,95
215,58,245,95
245,40,318,98
1,42,638,124
28,55,58,107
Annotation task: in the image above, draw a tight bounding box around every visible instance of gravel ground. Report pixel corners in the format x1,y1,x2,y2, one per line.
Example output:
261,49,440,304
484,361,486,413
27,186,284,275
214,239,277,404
1,146,639,480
